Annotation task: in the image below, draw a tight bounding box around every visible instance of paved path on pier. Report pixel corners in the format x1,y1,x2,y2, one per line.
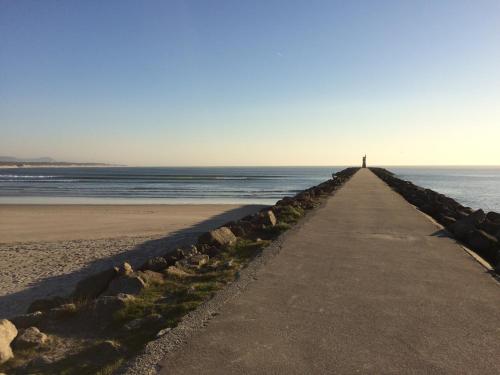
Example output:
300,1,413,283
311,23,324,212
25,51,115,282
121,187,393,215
160,169,500,374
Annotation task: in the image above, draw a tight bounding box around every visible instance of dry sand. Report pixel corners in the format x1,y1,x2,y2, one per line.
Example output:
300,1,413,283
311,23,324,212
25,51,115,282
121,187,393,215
0,204,264,318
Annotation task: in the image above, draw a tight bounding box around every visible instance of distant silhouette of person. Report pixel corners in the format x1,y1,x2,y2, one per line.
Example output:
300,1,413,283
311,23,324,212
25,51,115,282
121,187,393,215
362,155,366,168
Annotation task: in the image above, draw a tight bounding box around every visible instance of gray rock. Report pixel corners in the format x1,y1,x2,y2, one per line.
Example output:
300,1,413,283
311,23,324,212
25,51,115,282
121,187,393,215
480,219,500,237
198,227,237,247
469,209,487,225
439,215,457,227
118,262,134,276
260,210,277,226
486,211,500,223
450,209,486,240
72,267,118,300
186,254,209,268
466,229,499,262
103,274,146,296
0,319,17,364
13,327,48,349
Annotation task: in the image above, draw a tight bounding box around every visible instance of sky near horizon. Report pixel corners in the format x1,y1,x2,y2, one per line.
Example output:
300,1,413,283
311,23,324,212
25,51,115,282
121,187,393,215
1,1,499,166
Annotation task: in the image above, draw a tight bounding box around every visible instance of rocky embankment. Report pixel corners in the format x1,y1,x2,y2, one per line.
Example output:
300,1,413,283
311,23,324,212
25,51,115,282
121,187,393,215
370,168,500,269
0,168,359,375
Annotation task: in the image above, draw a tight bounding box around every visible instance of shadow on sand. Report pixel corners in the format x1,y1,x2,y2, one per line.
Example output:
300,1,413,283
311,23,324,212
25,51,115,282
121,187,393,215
0,204,266,318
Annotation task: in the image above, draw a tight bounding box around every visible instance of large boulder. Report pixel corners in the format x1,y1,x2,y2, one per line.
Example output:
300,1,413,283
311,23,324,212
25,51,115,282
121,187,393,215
12,327,48,349
486,211,500,223
453,210,470,221
479,218,500,239
450,210,486,240
72,267,118,300
438,214,456,227
259,210,277,227
0,319,17,364
103,274,146,296
466,229,499,264
466,209,486,225
198,227,237,247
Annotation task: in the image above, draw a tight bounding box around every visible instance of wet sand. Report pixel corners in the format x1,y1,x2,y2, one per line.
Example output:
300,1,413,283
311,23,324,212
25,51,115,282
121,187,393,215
0,204,264,317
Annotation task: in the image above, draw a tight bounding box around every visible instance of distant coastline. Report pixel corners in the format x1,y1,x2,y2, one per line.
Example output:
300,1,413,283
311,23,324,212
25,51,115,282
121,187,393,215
0,162,122,169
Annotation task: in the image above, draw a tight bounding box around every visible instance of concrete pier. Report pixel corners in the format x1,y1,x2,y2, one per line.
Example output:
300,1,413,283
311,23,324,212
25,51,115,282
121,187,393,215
160,169,500,374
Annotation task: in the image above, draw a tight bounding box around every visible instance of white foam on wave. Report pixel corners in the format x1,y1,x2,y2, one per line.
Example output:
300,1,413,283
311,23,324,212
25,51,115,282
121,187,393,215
0,174,58,179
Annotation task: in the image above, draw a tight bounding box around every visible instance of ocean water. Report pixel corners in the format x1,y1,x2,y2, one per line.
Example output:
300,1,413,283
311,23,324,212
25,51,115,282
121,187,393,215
0,167,341,205
0,166,499,211
390,167,500,213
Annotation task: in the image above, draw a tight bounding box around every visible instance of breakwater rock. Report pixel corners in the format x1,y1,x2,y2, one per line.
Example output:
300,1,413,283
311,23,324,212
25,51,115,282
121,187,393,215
370,168,500,269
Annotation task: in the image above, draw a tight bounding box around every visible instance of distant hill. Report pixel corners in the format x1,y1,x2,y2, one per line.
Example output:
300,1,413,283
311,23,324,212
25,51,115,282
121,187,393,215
0,156,117,167
0,156,56,163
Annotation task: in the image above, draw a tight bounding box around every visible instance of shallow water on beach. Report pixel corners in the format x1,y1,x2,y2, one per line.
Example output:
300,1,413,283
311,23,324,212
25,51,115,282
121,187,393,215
0,166,499,211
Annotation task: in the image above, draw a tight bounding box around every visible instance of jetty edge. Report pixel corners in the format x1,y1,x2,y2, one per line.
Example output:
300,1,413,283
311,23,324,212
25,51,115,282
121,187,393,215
0,168,359,374
370,168,500,271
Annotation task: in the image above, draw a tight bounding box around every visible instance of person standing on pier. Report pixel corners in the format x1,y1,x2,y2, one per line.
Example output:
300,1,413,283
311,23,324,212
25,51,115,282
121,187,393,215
362,155,367,168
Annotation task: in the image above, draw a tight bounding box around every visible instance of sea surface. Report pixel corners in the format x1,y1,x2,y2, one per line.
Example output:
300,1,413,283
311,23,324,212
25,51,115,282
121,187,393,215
0,166,499,211
0,167,341,205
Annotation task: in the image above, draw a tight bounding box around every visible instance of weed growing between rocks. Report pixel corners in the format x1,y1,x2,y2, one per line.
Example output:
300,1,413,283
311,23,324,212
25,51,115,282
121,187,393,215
0,168,359,374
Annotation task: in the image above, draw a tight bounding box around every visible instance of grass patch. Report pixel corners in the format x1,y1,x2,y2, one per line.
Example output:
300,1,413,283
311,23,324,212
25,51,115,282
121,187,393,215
222,239,270,265
278,205,305,223
262,222,292,237
95,359,124,375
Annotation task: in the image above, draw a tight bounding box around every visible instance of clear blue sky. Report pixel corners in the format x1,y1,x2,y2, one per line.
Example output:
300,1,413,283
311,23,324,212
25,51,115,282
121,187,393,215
1,1,499,165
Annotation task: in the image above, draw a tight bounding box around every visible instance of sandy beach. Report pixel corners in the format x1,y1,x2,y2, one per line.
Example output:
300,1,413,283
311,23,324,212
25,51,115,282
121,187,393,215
0,204,264,318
